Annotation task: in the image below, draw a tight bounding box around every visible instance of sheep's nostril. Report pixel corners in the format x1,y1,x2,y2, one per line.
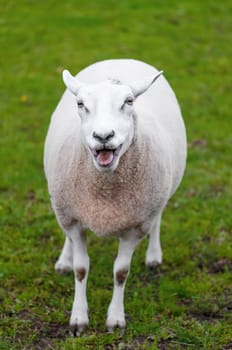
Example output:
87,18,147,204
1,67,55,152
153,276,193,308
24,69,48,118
93,130,115,143
107,130,115,140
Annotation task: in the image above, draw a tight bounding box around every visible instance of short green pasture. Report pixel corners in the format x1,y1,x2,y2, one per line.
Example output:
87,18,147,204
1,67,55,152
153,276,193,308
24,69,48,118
0,1,231,349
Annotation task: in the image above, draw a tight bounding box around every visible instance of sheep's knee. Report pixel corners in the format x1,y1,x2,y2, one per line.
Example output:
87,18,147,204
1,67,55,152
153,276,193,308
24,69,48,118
116,268,128,285
75,267,87,282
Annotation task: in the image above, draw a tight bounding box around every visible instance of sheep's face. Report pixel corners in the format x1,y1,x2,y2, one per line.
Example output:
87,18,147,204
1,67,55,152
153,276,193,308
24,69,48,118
75,81,135,172
63,70,163,172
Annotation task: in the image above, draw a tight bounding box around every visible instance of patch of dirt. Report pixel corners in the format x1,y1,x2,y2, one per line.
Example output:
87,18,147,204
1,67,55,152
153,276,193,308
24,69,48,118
0,185,10,194
25,189,36,203
104,335,155,350
105,343,133,350
180,292,232,324
33,323,69,350
136,263,167,286
158,338,174,350
15,310,158,349
158,338,190,350
15,309,68,350
196,256,232,274
209,258,232,274
186,308,223,323
188,138,208,149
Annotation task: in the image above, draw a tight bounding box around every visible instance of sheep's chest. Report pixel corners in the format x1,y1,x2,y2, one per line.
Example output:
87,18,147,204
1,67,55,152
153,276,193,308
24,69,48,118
53,148,162,236
73,173,151,236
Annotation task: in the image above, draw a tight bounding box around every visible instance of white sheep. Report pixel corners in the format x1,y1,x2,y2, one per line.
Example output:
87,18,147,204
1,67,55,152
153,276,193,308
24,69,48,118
44,59,187,335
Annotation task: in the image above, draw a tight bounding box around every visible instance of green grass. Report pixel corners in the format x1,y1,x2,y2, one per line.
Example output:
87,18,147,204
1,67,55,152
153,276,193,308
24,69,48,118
0,0,232,349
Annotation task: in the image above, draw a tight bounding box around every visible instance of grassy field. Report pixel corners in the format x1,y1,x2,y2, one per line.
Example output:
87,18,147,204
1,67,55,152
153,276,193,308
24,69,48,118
0,0,232,349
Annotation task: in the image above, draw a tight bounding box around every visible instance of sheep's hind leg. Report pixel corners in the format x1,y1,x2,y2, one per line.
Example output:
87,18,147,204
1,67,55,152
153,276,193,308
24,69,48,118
145,211,162,270
106,231,140,333
66,224,89,336
55,236,73,274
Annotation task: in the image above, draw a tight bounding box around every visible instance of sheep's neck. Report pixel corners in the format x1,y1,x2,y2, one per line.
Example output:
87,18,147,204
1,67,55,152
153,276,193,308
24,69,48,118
54,123,159,236
87,142,144,190
74,137,151,236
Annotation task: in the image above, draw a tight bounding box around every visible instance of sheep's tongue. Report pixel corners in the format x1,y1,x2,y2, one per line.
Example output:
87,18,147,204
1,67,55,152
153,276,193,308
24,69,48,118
97,150,114,166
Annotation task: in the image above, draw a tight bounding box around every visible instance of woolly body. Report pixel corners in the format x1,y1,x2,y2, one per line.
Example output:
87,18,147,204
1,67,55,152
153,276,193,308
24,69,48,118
44,59,187,334
44,59,186,237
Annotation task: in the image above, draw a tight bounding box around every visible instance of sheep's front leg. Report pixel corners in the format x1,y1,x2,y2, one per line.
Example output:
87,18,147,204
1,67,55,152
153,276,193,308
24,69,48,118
146,211,162,269
55,236,73,274
67,225,89,336
107,233,140,332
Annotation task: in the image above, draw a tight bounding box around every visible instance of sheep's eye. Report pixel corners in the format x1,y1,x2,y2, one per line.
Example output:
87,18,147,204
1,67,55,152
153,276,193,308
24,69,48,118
125,97,134,106
77,100,84,108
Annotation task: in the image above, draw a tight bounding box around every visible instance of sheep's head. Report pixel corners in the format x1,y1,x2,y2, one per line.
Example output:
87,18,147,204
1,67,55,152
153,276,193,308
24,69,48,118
63,69,163,172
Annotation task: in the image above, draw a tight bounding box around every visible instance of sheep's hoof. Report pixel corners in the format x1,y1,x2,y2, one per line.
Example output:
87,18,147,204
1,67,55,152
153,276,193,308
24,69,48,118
70,323,87,337
106,313,126,335
55,262,73,275
146,261,161,273
107,325,125,336
107,327,114,334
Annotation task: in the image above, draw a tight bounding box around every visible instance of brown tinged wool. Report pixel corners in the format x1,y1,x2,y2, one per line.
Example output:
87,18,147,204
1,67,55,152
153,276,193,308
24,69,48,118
116,269,128,285
51,131,172,238
75,267,86,282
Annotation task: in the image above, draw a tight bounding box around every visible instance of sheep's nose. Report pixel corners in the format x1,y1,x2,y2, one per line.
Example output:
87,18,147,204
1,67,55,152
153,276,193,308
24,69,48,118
93,130,115,143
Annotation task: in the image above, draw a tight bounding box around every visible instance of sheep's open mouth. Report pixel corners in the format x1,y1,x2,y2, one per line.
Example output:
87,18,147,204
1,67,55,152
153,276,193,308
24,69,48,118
91,145,122,167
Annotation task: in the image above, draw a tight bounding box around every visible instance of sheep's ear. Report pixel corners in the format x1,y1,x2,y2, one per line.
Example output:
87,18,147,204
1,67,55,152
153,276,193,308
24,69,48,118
62,69,82,95
130,70,163,98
